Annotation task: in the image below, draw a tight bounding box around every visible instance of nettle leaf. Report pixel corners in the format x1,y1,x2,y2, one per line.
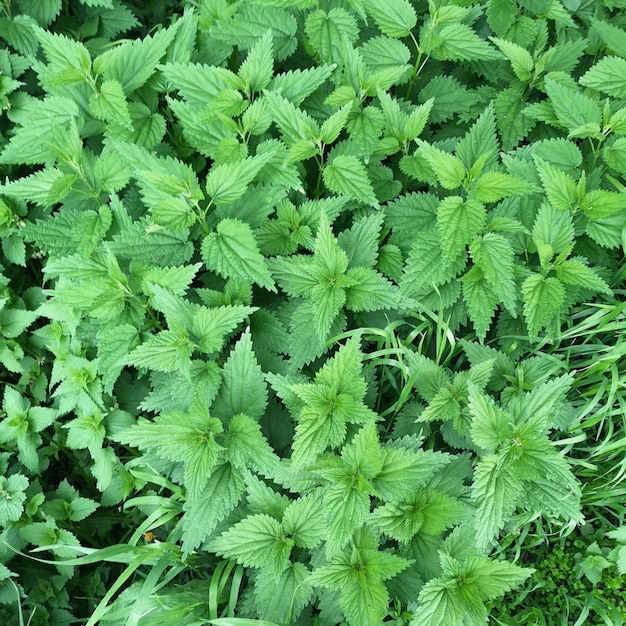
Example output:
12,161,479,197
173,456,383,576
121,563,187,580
590,17,626,58
338,212,383,269
534,157,578,212
534,138,582,171
323,485,372,552
363,0,417,38
202,218,276,291
116,409,223,503
238,30,274,94
0,96,80,165
273,215,374,340
468,386,513,452
270,64,335,106
344,267,399,312
289,338,374,466
161,61,239,106
341,421,383,479
270,256,318,298
323,155,378,206
373,447,450,502
0,14,39,56
192,304,257,355
415,553,531,626
490,37,533,81
124,324,195,376
282,494,327,549
224,413,281,477
64,413,106,455
0,387,56,473
245,473,290,519
582,188,626,219
472,172,535,203
320,104,352,145
437,197,486,265
457,104,499,171
0,474,28,524
469,233,517,314
206,152,273,205
544,79,602,136
212,330,268,422
400,227,466,297
372,500,425,543
580,56,626,99
97,324,139,393
145,284,195,331
419,75,478,124
254,561,313,624
555,258,611,294
142,264,202,297
427,22,500,62
33,26,91,84
506,373,573,429
211,513,293,572
341,579,390,626
347,106,385,154
89,79,133,129
462,265,499,341
416,141,466,190
361,35,412,81
460,555,533,600
495,85,532,151
210,4,298,61
181,462,245,553
94,22,178,94
264,90,320,147
522,273,565,337
79,0,114,6
312,544,411,625
305,8,359,64
532,202,574,261
0,307,36,339
472,455,524,549
309,289,350,341
18,0,63,26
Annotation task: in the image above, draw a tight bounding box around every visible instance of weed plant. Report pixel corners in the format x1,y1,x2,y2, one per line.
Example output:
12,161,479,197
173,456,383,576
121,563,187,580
0,0,626,624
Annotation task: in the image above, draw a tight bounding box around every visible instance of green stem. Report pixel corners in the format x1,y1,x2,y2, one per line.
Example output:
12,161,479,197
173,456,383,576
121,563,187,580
198,198,214,235
404,32,427,101
314,151,325,198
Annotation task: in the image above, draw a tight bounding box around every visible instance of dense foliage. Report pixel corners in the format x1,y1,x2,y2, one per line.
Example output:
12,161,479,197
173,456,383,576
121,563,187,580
0,0,625,624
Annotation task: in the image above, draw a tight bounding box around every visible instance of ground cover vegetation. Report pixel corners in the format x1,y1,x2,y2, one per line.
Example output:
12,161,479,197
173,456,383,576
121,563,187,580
0,0,625,623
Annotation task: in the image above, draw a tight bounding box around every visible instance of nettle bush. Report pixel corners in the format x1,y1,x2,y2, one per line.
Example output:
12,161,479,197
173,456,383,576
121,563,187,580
0,0,625,624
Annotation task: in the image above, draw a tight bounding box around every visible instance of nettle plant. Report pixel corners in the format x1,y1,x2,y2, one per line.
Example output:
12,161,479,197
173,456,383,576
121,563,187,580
0,0,625,624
